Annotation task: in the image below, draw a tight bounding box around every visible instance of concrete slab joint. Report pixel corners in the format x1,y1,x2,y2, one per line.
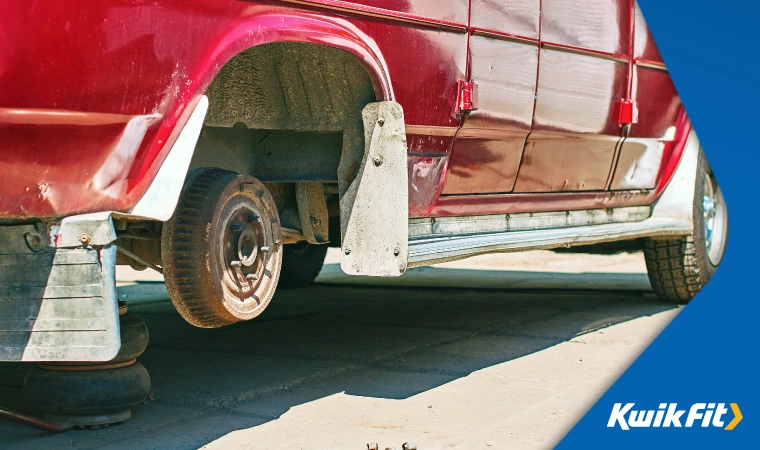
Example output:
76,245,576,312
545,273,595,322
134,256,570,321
340,101,409,277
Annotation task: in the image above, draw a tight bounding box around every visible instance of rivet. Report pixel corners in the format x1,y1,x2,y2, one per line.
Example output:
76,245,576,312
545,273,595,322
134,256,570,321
373,156,383,166
79,234,91,245
399,264,406,273
377,117,385,126
394,247,400,256
344,248,351,255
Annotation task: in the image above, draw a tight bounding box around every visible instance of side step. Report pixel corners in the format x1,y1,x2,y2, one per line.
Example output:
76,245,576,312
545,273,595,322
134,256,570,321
408,217,692,268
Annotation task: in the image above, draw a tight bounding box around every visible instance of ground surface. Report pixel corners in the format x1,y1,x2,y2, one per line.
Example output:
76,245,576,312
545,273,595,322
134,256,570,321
0,250,680,449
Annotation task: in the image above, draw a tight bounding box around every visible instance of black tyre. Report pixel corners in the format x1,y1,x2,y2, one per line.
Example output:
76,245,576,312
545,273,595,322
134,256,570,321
644,150,728,303
278,242,329,288
24,363,151,416
111,314,150,363
162,168,283,328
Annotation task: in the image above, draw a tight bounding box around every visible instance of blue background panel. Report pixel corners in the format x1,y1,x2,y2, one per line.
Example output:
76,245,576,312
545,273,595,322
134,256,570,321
559,1,759,447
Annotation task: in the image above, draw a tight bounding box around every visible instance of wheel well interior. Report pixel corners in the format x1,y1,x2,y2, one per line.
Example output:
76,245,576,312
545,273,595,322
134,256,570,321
189,42,377,240
191,42,376,187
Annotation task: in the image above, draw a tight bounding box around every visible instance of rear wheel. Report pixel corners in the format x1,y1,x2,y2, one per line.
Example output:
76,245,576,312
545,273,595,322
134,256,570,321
278,241,329,288
644,151,728,303
162,168,283,328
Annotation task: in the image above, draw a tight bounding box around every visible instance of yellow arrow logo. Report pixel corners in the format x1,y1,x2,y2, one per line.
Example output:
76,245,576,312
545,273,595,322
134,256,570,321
725,403,742,430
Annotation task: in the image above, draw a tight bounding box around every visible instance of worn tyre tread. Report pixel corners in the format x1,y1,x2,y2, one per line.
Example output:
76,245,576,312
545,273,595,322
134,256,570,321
644,237,703,303
162,168,241,328
643,150,724,304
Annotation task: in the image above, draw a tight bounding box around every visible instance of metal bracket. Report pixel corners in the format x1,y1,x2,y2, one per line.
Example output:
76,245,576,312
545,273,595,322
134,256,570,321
613,99,639,126
295,182,330,244
49,211,117,248
455,79,479,114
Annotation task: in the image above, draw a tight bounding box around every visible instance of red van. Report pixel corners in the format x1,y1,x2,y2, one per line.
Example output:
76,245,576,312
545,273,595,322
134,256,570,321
0,0,727,427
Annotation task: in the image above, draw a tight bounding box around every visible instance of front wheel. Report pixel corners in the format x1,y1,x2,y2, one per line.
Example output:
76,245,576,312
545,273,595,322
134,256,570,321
644,151,728,303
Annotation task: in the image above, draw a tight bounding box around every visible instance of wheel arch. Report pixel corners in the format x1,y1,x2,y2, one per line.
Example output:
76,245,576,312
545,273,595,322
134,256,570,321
196,12,394,102
130,12,396,218
128,11,395,218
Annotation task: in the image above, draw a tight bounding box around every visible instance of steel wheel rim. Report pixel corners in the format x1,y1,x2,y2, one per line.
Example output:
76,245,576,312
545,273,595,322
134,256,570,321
220,201,270,302
703,174,727,266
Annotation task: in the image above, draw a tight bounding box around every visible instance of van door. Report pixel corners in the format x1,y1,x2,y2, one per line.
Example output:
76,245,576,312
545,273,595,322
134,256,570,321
609,3,685,191
441,0,541,195
514,0,632,193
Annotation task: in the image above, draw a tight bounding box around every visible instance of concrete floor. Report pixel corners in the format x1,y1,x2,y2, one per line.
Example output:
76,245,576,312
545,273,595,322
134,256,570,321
0,251,679,449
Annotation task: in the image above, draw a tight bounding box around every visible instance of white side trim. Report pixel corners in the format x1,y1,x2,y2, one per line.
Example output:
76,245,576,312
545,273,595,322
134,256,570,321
128,96,209,221
650,130,700,225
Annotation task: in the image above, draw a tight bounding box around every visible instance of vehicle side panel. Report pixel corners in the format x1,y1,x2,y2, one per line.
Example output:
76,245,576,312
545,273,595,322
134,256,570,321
0,0,688,221
611,4,683,191
442,36,539,195
515,0,631,193
0,0,466,219
319,0,468,24
441,0,540,195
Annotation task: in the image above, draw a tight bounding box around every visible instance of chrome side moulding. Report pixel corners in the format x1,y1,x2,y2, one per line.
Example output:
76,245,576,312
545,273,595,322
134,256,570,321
409,206,652,240
407,217,691,268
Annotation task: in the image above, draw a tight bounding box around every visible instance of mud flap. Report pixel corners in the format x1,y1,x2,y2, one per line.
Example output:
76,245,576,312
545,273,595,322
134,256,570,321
0,217,120,362
340,101,409,276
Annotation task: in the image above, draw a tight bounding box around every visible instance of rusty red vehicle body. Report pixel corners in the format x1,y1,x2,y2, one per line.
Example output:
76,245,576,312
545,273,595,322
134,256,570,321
1,0,685,220
0,0,727,428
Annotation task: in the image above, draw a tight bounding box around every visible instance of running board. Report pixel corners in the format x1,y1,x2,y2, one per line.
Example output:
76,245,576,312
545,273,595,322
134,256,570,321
408,217,692,268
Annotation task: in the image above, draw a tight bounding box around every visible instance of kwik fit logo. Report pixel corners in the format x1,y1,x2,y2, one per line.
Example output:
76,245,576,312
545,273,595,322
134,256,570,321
608,403,743,430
